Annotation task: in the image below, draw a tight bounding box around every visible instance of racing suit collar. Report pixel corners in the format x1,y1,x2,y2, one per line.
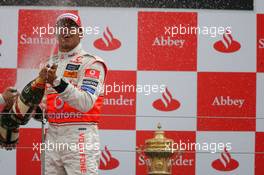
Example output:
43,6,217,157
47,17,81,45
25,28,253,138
58,43,82,59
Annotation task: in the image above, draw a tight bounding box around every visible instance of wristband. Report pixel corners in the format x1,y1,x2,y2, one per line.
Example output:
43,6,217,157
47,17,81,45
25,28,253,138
53,78,68,93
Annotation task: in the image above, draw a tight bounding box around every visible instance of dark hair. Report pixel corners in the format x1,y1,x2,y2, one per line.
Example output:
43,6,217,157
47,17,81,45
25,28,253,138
56,18,79,28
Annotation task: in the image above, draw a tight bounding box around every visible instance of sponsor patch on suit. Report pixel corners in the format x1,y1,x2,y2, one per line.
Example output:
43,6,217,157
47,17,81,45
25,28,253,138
64,71,78,78
81,85,96,95
66,64,80,71
82,79,99,87
85,69,100,79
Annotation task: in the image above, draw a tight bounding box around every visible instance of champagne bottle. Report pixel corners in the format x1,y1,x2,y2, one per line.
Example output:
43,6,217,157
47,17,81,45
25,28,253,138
0,77,45,145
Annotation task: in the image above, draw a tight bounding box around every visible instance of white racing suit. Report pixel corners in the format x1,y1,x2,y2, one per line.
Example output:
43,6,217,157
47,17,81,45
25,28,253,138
43,43,107,175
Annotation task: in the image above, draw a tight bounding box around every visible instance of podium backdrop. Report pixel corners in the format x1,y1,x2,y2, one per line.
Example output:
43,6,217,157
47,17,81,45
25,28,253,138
0,3,264,175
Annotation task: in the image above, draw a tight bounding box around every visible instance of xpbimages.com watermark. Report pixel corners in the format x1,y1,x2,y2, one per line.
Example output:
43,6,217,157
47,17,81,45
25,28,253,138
32,23,232,38
165,140,232,154
32,132,99,173
164,24,232,37
33,140,232,154
32,132,99,153
32,140,100,153
32,24,100,37
102,83,166,96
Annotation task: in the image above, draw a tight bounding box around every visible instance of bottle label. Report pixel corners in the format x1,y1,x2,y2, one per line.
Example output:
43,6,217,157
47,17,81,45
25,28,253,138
31,77,45,89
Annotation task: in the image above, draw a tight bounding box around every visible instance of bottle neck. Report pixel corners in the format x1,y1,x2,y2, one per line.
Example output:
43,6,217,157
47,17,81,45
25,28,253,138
31,77,46,89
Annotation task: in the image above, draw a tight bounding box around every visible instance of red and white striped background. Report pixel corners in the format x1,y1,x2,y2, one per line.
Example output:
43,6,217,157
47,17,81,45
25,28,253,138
0,6,263,175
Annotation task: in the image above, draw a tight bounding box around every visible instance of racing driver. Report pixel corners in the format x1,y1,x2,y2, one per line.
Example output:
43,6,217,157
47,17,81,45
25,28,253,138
39,13,107,175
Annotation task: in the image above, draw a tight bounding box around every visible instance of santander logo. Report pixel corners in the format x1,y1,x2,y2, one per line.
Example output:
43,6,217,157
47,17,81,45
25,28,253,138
259,38,264,48
99,146,120,170
214,32,241,53
94,27,121,51
212,148,239,171
152,87,180,111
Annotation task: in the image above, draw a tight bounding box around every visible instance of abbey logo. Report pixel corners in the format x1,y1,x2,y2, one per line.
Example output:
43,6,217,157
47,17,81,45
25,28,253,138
214,32,241,53
212,96,245,108
138,12,197,71
94,27,121,51
152,36,185,48
17,128,42,175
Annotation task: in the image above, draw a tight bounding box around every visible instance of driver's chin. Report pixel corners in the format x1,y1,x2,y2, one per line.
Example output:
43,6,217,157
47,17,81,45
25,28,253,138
61,40,72,48
60,41,77,52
